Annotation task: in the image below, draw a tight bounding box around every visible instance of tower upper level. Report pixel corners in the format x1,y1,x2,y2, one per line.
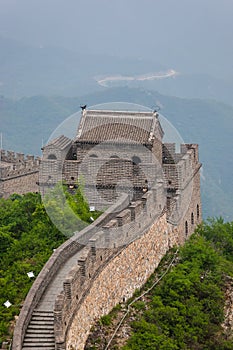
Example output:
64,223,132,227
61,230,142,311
76,109,164,144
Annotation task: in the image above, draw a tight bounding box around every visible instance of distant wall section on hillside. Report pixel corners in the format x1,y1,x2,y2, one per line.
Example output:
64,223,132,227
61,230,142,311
0,150,40,197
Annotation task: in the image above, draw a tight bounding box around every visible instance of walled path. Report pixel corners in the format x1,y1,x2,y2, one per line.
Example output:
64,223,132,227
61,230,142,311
13,193,153,350
21,250,84,350
37,250,83,311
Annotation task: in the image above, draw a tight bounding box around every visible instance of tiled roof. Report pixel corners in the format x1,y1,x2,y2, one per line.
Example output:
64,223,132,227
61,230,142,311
45,135,72,150
76,110,163,143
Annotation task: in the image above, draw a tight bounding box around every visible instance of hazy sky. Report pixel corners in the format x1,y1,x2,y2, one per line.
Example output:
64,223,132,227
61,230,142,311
0,0,232,76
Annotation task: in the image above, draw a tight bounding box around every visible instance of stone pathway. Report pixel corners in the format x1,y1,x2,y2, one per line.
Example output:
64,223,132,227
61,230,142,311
37,250,83,311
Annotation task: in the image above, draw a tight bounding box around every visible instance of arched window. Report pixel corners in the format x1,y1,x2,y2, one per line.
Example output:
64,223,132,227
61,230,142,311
132,156,141,165
185,221,188,235
197,204,200,219
191,212,194,225
48,154,57,160
132,156,141,176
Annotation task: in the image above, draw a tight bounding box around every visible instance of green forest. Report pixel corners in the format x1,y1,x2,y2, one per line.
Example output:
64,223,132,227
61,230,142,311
0,186,101,344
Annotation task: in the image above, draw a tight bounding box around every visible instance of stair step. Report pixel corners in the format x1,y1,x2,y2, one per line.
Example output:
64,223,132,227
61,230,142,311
23,335,55,344
31,316,54,321
24,334,55,339
22,345,55,350
22,342,55,346
23,344,55,349
23,309,55,348
22,347,55,350
34,311,54,316
26,329,54,335
24,337,54,341
30,320,54,325
27,324,54,330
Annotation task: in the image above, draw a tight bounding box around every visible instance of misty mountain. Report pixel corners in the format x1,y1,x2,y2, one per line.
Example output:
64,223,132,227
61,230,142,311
0,37,165,98
106,73,233,106
1,37,233,105
0,87,232,220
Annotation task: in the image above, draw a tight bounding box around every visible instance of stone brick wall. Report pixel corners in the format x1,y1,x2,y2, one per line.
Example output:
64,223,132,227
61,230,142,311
53,184,172,349
65,213,171,350
52,163,201,349
175,166,202,244
0,149,40,198
1,172,39,198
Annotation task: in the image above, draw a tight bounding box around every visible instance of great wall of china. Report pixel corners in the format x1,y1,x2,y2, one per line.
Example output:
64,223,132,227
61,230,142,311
0,108,202,349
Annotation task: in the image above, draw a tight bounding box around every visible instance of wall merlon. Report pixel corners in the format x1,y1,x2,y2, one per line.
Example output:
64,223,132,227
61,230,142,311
116,209,132,226
77,247,92,278
163,143,176,155
88,230,107,250
54,293,65,311
163,143,199,166
26,155,34,161
16,152,25,162
129,200,144,220
102,219,118,229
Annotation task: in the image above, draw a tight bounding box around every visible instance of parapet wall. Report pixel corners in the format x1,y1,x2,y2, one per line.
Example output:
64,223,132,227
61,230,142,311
162,143,201,228
64,214,172,349
53,185,177,349
162,143,200,191
52,168,201,349
0,150,40,172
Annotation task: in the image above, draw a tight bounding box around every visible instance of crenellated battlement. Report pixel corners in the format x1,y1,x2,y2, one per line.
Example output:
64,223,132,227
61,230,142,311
163,143,199,164
162,143,201,191
0,149,40,197
53,187,169,348
0,149,40,179
0,149,40,164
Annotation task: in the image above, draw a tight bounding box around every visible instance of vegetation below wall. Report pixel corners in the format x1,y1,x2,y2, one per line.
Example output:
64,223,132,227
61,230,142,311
0,187,101,345
85,219,233,350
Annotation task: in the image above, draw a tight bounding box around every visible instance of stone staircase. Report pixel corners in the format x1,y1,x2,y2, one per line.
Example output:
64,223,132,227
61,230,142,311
22,311,55,350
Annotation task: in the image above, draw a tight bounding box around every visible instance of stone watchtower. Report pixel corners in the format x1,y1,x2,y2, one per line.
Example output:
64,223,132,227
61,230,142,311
41,108,202,238
66,109,164,206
